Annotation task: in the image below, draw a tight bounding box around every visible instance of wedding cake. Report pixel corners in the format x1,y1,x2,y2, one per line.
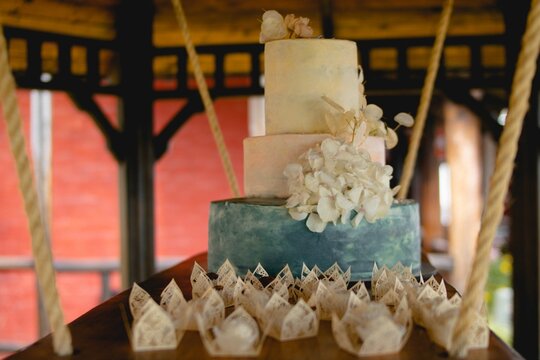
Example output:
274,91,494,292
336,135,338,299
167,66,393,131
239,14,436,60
208,11,420,280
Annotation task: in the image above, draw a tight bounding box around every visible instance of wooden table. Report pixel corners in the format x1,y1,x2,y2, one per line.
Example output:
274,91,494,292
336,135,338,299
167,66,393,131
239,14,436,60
9,253,523,359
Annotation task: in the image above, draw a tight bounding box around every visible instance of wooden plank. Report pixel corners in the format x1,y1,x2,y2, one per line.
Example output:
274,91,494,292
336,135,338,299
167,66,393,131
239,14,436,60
0,0,503,45
0,0,116,40
154,8,503,46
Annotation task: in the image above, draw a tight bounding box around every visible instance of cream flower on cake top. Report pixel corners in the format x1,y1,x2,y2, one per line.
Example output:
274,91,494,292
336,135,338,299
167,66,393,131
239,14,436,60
259,10,288,43
260,10,314,43
284,14,314,39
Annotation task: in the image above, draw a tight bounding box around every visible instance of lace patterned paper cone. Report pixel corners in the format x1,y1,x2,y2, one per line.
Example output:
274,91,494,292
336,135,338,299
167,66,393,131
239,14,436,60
191,262,213,300
233,279,270,319
191,260,238,306
261,294,319,341
186,288,225,331
160,279,191,333
132,299,178,351
129,283,152,320
297,265,322,301
307,282,350,320
349,281,370,302
331,299,412,357
324,262,352,285
264,277,290,300
411,279,488,352
275,264,295,287
244,270,264,290
197,306,266,357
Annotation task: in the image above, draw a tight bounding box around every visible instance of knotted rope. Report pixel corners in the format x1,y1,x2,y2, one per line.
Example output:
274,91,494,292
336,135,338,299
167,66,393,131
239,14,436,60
450,0,540,356
0,26,72,355
171,0,241,197
398,0,454,199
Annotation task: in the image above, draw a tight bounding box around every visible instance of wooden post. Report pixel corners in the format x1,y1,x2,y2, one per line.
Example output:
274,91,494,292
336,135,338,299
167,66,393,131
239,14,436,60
443,101,483,293
30,89,53,337
502,1,539,357
115,0,156,287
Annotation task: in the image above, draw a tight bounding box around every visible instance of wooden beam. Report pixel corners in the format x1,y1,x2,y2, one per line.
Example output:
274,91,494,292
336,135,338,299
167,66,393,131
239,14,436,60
153,96,204,160
502,1,539,358
153,7,503,46
0,0,116,40
67,83,124,161
116,0,156,287
320,0,335,39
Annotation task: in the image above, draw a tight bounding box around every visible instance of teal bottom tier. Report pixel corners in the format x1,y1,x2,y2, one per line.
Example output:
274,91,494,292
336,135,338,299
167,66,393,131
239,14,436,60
208,198,421,281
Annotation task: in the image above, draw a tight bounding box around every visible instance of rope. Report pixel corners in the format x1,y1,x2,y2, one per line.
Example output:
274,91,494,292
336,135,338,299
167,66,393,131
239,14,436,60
450,0,540,356
398,0,454,199
0,26,72,355
170,0,241,197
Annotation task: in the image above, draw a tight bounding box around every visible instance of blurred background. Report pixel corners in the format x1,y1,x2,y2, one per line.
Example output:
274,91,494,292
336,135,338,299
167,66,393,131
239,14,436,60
0,0,537,358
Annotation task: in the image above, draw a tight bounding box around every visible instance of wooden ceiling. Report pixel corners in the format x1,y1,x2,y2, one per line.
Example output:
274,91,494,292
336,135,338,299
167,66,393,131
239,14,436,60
0,0,506,80
0,0,504,45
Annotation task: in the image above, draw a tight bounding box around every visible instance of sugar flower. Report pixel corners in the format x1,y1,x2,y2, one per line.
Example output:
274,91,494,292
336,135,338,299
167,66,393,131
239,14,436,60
259,10,288,43
260,10,314,43
284,138,398,233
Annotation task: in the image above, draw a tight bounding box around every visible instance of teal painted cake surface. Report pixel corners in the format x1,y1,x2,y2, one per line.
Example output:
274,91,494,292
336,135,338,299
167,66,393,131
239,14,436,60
208,198,421,280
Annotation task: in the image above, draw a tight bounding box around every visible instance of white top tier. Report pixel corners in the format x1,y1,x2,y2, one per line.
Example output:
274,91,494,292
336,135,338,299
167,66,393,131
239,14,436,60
264,39,360,135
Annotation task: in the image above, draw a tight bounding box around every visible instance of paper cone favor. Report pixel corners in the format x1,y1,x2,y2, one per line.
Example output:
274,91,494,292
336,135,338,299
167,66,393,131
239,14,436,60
197,306,266,357
261,293,319,341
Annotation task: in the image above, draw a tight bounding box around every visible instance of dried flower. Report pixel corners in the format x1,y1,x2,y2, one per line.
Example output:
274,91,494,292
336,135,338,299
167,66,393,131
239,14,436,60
394,113,414,127
260,10,314,43
259,10,288,43
322,68,415,150
284,138,398,233
284,14,314,38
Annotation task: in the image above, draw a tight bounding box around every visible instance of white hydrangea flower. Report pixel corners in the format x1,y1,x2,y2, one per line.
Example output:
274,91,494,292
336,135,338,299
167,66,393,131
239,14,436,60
259,10,288,43
322,68,415,150
260,11,314,43
284,138,395,233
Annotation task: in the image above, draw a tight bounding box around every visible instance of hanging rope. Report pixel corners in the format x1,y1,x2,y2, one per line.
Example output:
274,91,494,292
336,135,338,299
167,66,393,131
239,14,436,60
170,0,241,197
0,26,72,355
398,0,454,199
450,0,540,356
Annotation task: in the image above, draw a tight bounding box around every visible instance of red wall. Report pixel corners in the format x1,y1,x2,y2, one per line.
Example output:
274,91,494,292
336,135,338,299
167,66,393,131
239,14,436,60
0,90,246,351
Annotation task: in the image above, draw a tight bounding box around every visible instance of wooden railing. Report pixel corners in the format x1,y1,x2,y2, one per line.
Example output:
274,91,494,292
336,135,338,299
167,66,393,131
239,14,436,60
4,26,507,98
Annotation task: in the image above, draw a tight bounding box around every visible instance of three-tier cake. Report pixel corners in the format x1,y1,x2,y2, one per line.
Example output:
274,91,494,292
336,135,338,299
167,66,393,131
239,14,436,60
208,26,420,280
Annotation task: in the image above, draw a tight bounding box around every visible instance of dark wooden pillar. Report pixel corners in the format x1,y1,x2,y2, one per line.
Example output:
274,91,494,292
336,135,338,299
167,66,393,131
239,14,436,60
116,0,156,287
510,84,539,360
503,1,540,358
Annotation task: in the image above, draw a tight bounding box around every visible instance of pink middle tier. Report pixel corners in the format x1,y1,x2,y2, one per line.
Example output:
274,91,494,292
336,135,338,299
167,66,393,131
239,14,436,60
244,134,385,198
